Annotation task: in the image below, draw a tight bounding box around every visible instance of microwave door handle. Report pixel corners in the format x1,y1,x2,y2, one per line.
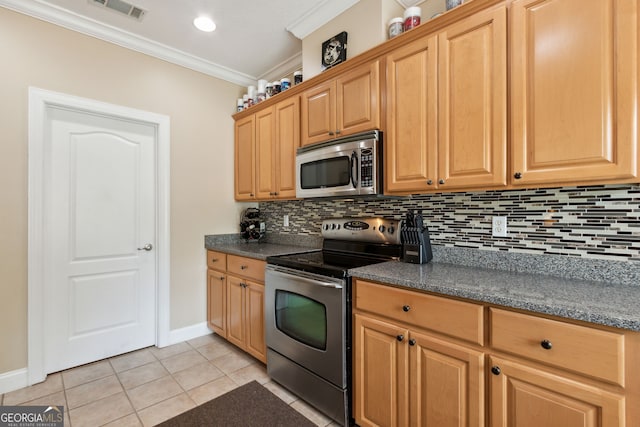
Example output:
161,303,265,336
351,151,359,188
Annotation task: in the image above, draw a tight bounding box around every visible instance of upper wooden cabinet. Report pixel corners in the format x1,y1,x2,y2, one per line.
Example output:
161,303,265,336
510,0,639,186
236,97,299,201
385,5,507,194
234,114,255,200
301,60,381,146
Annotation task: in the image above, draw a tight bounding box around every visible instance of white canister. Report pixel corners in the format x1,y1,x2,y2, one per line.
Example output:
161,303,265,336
404,6,421,30
257,79,268,93
280,78,291,91
247,85,257,103
236,98,243,112
294,71,303,85
388,17,404,39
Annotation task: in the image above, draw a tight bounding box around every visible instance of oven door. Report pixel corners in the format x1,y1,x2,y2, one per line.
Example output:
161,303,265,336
265,265,346,388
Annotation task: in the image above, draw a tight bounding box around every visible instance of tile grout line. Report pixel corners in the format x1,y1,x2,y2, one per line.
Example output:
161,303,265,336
107,357,144,427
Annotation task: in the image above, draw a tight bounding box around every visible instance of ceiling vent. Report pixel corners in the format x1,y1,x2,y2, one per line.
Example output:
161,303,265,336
89,0,146,21
395,0,427,8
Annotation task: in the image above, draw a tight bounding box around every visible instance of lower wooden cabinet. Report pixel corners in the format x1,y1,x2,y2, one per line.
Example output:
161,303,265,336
207,269,226,337
489,356,624,427
353,313,484,427
226,275,266,362
206,251,266,363
353,279,485,427
353,313,410,427
353,279,640,426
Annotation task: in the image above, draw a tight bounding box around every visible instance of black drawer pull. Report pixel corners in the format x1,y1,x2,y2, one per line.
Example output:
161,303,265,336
541,339,553,350
396,335,404,342
491,366,501,376
402,305,411,312
408,339,416,346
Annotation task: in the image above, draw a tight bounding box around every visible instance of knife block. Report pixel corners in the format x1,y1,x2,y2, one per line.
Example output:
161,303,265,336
401,227,433,264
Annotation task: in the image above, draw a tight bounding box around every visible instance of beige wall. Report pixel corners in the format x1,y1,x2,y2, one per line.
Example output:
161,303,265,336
0,8,248,375
302,0,448,78
302,0,402,78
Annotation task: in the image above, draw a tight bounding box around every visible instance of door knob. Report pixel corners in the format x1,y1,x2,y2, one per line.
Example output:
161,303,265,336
137,244,153,251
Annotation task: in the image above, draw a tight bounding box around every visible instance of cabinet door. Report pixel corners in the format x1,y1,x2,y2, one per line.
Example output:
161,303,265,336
207,269,226,337
336,60,381,138
301,80,336,146
244,281,266,363
226,275,245,350
274,96,300,199
234,115,255,200
385,35,438,194
410,330,484,427
438,6,507,190
489,356,624,427
511,0,638,186
255,106,276,199
353,313,410,427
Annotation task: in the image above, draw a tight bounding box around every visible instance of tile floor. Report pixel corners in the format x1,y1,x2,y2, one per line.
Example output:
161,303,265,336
1,334,339,426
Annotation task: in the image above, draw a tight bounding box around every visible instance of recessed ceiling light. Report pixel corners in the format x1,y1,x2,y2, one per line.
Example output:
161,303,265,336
194,16,216,32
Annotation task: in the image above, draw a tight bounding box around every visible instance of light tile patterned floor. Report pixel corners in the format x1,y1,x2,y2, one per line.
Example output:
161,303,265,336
0,334,340,426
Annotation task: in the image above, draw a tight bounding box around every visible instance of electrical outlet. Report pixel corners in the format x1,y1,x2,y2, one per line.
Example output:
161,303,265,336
492,216,507,237
283,215,289,227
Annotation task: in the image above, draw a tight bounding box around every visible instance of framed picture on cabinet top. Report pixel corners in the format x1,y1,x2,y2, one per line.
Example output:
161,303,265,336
321,31,347,71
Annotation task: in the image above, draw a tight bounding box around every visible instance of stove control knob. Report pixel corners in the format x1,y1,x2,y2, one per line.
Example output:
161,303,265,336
379,225,386,233
331,224,337,230
388,226,395,234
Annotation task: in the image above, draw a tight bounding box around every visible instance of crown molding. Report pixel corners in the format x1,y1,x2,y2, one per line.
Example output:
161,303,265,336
286,0,360,39
0,0,257,87
258,52,302,82
395,0,427,8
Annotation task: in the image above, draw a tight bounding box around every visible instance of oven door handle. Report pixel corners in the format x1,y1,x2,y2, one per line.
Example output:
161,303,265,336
268,267,344,289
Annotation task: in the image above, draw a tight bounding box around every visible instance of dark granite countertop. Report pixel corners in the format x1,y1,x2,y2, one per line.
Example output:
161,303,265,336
205,233,640,332
350,261,640,332
204,234,319,260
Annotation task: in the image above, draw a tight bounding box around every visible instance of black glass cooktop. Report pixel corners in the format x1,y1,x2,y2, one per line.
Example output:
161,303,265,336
266,240,402,279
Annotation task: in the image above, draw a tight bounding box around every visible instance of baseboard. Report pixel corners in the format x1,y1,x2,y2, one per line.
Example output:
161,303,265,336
0,367,28,394
165,321,212,347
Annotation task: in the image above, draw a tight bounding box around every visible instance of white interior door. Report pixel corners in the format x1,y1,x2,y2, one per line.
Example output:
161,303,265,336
43,106,157,373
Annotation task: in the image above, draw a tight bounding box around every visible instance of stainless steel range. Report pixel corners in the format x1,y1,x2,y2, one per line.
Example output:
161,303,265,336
265,217,402,426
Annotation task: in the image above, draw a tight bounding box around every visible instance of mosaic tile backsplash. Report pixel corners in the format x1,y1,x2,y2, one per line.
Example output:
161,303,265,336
259,184,640,262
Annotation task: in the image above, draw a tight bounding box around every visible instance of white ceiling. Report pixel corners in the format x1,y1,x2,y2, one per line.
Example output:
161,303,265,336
0,0,367,86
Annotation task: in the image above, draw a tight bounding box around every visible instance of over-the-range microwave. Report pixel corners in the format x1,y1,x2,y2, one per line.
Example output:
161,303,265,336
295,130,382,199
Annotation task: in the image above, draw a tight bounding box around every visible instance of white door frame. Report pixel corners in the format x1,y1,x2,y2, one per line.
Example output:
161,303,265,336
27,87,171,385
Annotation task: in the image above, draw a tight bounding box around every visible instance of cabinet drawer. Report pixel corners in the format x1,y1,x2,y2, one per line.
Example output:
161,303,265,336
490,308,625,386
354,280,484,345
207,250,227,271
227,255,266,282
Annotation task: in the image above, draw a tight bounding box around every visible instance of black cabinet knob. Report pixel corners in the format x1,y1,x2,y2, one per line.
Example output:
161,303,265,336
438,179,445,185
397,334,404,342
402,305,411,312
427,179,433,185
491,366,501,376
540,339,553,350
514,172,522,179
408,339,416,346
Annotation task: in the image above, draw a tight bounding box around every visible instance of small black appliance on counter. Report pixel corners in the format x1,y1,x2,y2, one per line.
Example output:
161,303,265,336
401,210,433,264
240,208,265,242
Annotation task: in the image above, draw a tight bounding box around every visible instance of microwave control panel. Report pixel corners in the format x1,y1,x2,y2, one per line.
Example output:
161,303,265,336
360,148,374,188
